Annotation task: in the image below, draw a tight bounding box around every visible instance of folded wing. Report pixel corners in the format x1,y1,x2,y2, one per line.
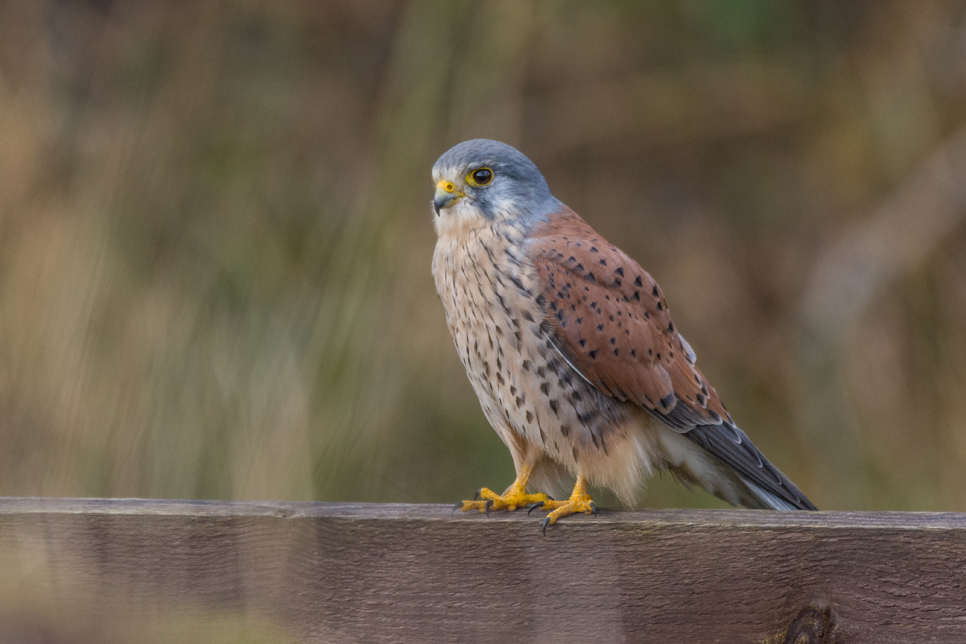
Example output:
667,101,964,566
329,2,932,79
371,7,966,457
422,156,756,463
525,208,815,510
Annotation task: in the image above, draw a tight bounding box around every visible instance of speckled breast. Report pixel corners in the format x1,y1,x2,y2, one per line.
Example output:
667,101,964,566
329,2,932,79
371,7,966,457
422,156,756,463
432,221,628,467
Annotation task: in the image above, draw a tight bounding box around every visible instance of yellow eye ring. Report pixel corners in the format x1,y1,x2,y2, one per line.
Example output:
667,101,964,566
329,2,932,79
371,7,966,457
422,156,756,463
466,167,494,187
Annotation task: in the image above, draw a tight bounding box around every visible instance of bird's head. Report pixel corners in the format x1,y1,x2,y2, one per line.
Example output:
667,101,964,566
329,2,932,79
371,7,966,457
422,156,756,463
431,139,560,236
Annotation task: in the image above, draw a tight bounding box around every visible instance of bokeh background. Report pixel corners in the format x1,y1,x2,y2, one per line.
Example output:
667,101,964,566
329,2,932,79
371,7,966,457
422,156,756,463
2,0,966,514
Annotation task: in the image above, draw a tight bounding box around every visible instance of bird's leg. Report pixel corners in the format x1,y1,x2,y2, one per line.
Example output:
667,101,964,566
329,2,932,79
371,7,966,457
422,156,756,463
530,475,596,533
458,462,549,514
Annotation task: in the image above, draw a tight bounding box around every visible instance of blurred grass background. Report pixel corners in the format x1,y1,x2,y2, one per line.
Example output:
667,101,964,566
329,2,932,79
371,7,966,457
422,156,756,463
1,0,965,512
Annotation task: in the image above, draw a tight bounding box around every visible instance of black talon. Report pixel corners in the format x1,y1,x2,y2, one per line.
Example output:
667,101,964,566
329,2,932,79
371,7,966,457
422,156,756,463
474,490,482,501
590,501,597,518
542,516,551,536
484,499,494,517
527,502,544,515
452,502,463,515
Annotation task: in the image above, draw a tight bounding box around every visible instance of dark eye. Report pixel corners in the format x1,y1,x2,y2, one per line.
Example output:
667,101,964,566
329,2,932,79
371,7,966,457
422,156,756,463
468,167,493,187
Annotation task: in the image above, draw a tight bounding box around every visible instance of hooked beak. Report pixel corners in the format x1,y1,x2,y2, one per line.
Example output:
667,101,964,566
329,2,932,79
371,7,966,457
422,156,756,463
434,180,464,215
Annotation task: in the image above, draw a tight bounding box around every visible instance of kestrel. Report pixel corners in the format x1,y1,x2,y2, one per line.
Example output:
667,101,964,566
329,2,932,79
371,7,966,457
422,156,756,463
431,139,816,530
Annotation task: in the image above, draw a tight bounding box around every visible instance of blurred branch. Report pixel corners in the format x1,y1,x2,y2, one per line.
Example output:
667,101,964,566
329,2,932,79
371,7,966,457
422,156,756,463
798,127,966,507
801,126,966,355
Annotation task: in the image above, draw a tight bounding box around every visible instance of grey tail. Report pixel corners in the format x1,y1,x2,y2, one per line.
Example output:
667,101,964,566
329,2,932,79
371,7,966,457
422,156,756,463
682,421,818,511
740,477,814,511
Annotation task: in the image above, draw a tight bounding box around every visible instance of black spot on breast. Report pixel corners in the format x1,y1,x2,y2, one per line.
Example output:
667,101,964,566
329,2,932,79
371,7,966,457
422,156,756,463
536,367,546,378
630,349,637,357
609,337,616,345
578,339,586,347
667,322,674,333
535,294,546,307
590,246,598,253
540,382,550,395
631,291,640,301
615,267,624,277
596,324,604,332
526,411,534,423
656,301,663,311
549,399,559,415
599,259,607,266
652,285,659,297
588,349,599,359
522,360,531,371
516,396,525,408
510,385,516,395
560,424,570,438
635,275,644,287
575,317,583,325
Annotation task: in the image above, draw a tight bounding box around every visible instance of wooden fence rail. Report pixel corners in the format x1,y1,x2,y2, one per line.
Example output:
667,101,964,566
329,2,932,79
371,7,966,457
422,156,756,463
0,498,963,643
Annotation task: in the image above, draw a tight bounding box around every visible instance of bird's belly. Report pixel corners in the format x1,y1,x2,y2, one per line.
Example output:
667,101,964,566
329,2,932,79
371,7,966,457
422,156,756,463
432,226,634,471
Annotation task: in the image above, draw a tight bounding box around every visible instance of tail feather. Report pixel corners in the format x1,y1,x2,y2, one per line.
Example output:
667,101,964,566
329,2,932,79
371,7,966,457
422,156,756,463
740,477,809,511
682,421,817,511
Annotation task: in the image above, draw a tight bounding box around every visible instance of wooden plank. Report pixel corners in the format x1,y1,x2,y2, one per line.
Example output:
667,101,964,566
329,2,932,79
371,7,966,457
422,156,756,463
0,499,964,643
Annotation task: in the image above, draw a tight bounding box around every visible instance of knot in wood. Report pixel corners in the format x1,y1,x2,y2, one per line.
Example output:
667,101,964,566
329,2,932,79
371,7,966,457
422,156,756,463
782,605,838,644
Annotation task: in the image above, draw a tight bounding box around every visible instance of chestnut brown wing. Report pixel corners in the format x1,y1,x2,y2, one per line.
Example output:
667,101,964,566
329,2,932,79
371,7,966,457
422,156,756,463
526,209,815,510
527,209,728,426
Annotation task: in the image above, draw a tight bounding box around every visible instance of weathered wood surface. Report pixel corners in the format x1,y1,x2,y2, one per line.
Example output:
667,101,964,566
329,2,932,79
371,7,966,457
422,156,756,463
0,499,965,643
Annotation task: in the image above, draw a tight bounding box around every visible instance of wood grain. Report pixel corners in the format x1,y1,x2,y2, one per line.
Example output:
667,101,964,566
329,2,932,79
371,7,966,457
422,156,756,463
0,499,964,643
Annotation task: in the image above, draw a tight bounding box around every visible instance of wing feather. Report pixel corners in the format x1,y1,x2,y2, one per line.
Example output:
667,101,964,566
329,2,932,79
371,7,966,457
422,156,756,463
526,208,815,510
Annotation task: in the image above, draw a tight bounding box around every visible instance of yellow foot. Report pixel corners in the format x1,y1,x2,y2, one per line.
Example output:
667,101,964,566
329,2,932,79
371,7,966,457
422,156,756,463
456,483,549,515
528,475,596,534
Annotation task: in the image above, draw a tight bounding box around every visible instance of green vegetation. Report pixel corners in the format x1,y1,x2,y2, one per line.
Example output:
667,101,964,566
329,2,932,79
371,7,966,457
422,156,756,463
0,0,964,513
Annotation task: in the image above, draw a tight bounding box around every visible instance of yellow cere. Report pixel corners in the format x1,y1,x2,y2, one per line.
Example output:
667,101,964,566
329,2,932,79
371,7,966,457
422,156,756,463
437,179,457,194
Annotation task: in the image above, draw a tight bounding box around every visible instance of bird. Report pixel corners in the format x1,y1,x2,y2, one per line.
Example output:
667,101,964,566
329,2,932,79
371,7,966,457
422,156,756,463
431,139,816,531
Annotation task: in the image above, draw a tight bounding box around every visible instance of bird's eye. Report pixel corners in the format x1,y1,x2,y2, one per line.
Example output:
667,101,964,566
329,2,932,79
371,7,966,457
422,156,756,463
467,167,493,187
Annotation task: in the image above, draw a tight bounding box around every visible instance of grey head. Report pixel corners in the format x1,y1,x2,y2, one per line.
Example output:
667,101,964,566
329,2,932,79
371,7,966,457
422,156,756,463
432,139,561,223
